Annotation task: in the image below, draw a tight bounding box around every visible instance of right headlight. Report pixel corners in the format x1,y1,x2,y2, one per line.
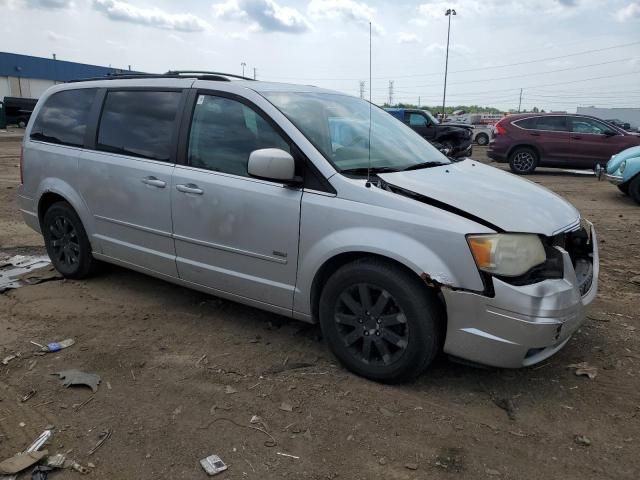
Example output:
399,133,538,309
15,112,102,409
619,160,627,174
467,233,546,277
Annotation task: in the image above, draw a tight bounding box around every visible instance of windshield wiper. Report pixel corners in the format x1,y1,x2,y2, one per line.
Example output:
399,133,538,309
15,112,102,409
401,161,449,172
340,166,401,175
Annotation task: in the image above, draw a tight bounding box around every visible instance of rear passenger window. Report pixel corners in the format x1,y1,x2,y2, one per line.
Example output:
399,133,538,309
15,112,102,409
30,89,95,147
535,116,568,132
97,91,181,162
187,95,290,177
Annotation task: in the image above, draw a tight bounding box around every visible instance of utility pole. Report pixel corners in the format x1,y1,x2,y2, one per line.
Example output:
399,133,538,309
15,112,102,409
388,80,394,106
418,96,421,107
442,8,457,119
518,88,523,112
253,67,256,80
241,62,246,77
359,81,365,99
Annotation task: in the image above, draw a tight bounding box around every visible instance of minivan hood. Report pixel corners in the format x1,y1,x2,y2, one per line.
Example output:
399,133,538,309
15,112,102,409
379,160,580,236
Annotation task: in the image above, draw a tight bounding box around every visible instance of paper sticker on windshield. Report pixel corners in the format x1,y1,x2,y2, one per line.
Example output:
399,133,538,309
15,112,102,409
197,95,205,105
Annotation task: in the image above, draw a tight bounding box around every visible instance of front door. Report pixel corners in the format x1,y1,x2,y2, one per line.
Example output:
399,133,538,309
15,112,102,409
171,92,302,310
569,117,630,167
405,112,436,140
529,115,574,164
78,89,184,277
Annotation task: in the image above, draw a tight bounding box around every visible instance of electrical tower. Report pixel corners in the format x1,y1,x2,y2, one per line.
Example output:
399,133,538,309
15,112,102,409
388,81,394,106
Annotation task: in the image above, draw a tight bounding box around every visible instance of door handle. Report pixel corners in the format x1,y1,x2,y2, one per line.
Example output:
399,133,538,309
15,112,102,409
529,132,541,136
176,183,204,195
571,136,582,140
141,176,166,188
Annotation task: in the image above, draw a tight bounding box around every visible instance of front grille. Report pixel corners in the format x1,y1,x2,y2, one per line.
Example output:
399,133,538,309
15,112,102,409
549,225,594,296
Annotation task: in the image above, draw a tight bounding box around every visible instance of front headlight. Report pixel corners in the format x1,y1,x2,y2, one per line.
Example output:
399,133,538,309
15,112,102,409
619,160,627,174
467,234,546,277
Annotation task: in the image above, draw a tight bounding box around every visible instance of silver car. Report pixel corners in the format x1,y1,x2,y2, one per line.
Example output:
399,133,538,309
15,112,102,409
17,73,598,382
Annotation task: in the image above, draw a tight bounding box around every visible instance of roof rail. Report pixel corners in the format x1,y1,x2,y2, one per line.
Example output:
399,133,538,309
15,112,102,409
165,70,255,81
66,70,255,83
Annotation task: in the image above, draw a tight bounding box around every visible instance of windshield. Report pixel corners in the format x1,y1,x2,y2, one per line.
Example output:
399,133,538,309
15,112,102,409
424,110,440,125
262,92,450,173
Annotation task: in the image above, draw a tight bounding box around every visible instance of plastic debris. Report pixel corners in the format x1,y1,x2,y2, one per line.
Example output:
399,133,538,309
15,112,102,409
20,390,36,403
575,435,592,446
42,339,75,353
30,465,53,480
0,255,52,293
568,362,598,379
44,454,66,468
279,402,293,412
54,370,101,393
200,455,228,476
276,452,299,459
224,386,237,394
88,429,112,456
0,451,48,475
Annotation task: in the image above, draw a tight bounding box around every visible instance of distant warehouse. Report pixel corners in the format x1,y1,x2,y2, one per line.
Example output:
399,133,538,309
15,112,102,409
576,106,640,130
0,52,134,99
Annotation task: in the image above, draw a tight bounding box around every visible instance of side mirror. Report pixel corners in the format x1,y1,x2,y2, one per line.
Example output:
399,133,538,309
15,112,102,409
248,148,300,184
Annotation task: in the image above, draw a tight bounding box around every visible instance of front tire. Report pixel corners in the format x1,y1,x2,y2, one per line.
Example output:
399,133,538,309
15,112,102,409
509,147,538,174
618,184,629,195
629,176,640,205
43,201,97,279
319,259,443,383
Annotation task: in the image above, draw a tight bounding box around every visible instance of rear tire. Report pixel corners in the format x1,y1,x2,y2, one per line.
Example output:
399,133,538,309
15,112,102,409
618,184,629,195
319,258,443,383
43,201,97,279
476,133,489,146
629,176,640,205
509,147,538,174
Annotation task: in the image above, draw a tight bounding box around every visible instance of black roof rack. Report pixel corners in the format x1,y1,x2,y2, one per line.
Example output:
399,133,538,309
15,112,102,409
67,70,255,83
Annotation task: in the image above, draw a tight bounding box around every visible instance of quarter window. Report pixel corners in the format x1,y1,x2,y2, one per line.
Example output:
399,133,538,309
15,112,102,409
187,95,290,177
513,117,537,129
97,90,182,162
30,89,96,147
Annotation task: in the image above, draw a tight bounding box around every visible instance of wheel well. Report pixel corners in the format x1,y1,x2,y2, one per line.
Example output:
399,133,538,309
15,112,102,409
507,144,540,161
38,192,67,227
310,252,443,323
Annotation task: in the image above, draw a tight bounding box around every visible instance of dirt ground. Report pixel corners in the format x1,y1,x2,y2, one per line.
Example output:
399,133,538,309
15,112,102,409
1,135,639,480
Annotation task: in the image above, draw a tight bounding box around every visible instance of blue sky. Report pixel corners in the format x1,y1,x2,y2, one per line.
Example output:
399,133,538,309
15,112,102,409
1,0,639,112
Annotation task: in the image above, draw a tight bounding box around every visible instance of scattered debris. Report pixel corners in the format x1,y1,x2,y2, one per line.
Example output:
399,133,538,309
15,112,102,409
405,462,419,470
0,255,53,293
378,407,394,417
279,402,293,412
42,339,75,353
44,454,66,468
2,352,20,365
88,429,112,455
224,385,238,395
0,451,48,475
68,461,90,474
195,354,208,367
250,415,269,431
74,396,95,411
200,454,228,476
30,465,53,480
568,362,598,379
262,362,314,375
574,435,592,446
493,397,517,420
0,430,51,477
486,468,501,476
53,370,101,393
276,452,299,460
20,390,36,403
28,360,38,371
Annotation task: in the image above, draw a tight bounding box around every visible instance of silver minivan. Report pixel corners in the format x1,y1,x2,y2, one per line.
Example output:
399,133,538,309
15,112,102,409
17,73,598,382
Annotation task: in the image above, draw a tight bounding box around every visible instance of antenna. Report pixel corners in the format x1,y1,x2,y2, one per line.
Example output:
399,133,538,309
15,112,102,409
366,21,372,187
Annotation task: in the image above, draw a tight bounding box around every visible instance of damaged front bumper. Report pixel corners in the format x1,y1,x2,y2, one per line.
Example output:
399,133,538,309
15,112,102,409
441,223,599,368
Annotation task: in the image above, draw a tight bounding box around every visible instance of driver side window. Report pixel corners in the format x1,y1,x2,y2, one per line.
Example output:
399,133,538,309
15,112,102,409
408,113,429,127
571,118,611,135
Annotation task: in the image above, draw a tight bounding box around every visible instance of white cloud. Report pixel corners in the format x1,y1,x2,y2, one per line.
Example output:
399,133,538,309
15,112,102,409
213,0,310,33
26,0,72,8
398,32,420,44
47,30,72,41
308,0,383,34
416,0,582,21
94,0,209,32
424,42,472,55
615,2,640,21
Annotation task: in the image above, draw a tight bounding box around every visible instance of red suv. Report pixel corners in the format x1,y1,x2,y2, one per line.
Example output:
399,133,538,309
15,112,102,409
487,113,640,174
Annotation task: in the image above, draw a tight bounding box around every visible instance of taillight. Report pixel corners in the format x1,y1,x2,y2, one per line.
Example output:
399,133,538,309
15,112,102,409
494,122,507,136
19,145,24,184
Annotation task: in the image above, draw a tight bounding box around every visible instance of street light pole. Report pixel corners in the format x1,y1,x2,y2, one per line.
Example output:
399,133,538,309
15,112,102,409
442,8,456,120
241,62,246,78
